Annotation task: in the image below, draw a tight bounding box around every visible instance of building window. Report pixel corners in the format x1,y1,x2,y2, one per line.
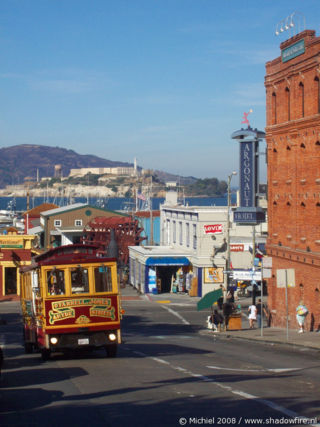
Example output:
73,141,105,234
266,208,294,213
193,224,197,250
186,223,190,247
173,220,176,244
285,87,290,121
272,92,277,124
75,219,83,227
54,219,62,227
299,82,304,117
179,221,183,245
166,219,170,245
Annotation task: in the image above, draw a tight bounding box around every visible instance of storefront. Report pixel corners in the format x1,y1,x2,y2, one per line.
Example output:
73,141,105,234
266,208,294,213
0,233,35,297
129,246,194,294
145,257,192,293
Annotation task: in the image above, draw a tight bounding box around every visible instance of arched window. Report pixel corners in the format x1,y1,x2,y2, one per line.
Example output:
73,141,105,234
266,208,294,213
272,92,277,124
299,82,304,117
285,87,290,121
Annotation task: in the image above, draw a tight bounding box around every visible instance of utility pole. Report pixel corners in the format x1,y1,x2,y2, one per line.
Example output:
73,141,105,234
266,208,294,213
225,171,237,296
252,225,256,306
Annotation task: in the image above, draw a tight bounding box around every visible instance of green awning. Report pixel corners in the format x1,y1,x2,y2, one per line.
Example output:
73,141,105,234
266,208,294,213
197,288,223,311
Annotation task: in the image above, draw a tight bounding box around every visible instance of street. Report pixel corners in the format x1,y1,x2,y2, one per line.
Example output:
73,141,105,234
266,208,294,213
0,292,319,427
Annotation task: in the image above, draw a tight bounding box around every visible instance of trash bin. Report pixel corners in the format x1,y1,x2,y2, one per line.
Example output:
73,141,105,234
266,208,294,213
227,314,242,330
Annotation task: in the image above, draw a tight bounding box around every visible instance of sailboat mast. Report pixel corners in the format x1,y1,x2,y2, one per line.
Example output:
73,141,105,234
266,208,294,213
149,175,153,245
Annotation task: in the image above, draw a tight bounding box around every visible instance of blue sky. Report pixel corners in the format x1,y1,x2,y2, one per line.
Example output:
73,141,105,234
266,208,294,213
0,1,319,182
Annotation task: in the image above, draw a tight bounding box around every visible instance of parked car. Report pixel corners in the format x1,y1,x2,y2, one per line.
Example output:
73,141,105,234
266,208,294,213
244,282,267,297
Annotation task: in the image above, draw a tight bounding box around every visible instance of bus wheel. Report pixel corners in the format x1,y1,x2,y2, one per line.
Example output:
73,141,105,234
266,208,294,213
24,343,33,354
41,349,51,361
105,344,117,358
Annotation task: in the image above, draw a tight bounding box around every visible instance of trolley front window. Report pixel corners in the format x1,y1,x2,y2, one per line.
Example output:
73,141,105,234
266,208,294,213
94,266,113,292
71,266,89,294
47,268,65,295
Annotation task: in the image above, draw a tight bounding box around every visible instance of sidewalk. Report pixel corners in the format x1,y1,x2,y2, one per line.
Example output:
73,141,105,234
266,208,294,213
121,285,320,351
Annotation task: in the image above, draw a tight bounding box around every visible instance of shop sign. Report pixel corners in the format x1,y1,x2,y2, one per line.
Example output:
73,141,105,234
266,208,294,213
0,238,24,248
204,224,223,234
234,209,265,224
232,269,262,281
282,39,305,63
230,244,244,252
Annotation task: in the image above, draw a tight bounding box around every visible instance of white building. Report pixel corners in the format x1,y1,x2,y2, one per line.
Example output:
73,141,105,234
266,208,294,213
69,166,141,178
129,190,267,297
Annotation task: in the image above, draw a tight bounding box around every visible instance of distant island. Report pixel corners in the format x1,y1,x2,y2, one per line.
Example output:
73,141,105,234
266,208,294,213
0,144,228,198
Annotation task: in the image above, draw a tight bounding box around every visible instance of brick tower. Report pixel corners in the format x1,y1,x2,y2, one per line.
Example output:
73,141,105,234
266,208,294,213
265,30,320,330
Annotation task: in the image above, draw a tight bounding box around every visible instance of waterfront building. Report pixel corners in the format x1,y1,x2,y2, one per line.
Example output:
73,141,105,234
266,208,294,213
129,190,267,297
265,29,320,329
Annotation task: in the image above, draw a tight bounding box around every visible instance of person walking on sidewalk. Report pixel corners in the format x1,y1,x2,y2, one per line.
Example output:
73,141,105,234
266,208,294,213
256,298,268,328
296,301,308,333
248,303,257,329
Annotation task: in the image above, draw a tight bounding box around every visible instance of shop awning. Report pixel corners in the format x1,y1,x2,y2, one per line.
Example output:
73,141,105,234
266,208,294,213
146,257,190,266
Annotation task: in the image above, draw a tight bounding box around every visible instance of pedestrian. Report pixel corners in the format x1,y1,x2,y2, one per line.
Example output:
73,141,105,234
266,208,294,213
296,301,308,333
248,303,257,329
226,287,235,304
207,310,224,332
223,302,233,330
213,309,224,332
217,284,225,309
256,298,268,328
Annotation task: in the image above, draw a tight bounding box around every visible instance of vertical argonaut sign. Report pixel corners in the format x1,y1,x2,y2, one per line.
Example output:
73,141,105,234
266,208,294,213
239,141,256,207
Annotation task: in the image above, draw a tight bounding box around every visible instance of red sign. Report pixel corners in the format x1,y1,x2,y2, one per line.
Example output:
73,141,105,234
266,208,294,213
230,244,244,252
204,224,223,234
45,295,119,327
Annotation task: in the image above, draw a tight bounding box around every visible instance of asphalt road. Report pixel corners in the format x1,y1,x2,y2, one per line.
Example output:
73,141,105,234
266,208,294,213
0,297,319,427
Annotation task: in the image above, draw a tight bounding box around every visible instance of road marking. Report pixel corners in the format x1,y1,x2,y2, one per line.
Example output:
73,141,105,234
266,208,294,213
156,301,171,304
126,348,318,426
152,335,192,340
159,305,190,325
207,365,301,373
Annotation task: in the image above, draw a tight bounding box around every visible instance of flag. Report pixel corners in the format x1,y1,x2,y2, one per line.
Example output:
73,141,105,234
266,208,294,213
137,192,146,201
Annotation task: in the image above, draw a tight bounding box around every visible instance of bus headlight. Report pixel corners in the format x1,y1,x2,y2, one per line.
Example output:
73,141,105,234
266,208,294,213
108,333,117,342
50,337,58,345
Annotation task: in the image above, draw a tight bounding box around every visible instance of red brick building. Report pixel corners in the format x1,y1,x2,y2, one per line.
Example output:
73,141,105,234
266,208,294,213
265,30,320,330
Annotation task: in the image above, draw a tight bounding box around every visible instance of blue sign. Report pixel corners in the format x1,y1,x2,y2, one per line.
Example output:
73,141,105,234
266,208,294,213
282,39,305,63
239,141,256,208
234,208,265,224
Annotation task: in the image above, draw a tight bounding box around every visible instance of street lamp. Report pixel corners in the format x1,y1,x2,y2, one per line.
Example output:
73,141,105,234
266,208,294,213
225,171,237,297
